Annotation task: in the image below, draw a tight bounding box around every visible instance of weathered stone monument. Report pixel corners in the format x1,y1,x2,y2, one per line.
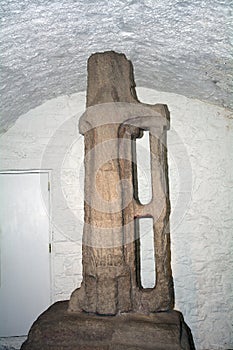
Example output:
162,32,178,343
22,51,195,350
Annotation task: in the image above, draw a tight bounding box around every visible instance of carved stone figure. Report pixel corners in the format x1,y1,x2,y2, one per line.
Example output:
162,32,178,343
68,51,173,315
21,51,195,350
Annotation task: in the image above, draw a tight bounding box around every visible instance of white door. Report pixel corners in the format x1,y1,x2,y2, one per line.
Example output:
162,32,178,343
0,172,51,336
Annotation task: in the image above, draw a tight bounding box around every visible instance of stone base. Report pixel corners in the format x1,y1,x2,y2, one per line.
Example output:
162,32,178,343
21,301,195,350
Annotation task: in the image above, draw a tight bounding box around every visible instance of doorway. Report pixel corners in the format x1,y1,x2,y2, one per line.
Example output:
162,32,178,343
0,171,51,336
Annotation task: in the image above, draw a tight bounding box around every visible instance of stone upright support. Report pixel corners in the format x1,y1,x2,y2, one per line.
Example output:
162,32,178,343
22,51,195,350
68,51,174,315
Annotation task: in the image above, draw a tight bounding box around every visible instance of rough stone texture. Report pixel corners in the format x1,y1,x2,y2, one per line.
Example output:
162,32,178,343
20,51,195,349
0,336,26,350
68,52,173,315
0,90,232,349
21,301,195,350
1,0,232,133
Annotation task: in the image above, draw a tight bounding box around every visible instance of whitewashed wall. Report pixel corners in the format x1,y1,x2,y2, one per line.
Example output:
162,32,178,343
0,88,232,350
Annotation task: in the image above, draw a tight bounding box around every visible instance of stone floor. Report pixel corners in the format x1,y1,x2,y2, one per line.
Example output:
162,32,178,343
0,337,26,350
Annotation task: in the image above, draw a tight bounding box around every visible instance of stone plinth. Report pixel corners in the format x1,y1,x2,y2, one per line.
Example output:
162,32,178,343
21,301,195,350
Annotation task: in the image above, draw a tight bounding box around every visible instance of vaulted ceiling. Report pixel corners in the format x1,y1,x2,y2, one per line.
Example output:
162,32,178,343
1,0,232,133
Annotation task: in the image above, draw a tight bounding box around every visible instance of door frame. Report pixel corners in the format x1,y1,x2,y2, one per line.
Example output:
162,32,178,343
0,169,54,305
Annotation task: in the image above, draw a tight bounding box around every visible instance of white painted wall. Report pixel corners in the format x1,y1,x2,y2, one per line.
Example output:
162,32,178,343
0,89,232,350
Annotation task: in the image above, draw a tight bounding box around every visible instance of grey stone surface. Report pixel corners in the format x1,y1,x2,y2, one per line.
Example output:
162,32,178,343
21,301,195,350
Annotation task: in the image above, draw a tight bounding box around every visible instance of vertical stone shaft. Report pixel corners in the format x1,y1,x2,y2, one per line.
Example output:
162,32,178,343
81,123,131,315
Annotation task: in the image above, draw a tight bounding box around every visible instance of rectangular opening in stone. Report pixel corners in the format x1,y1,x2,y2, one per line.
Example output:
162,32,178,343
133,130,152,205
135,217,156,289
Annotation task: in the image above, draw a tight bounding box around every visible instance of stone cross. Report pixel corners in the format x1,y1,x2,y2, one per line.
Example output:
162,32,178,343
68,51,174,315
